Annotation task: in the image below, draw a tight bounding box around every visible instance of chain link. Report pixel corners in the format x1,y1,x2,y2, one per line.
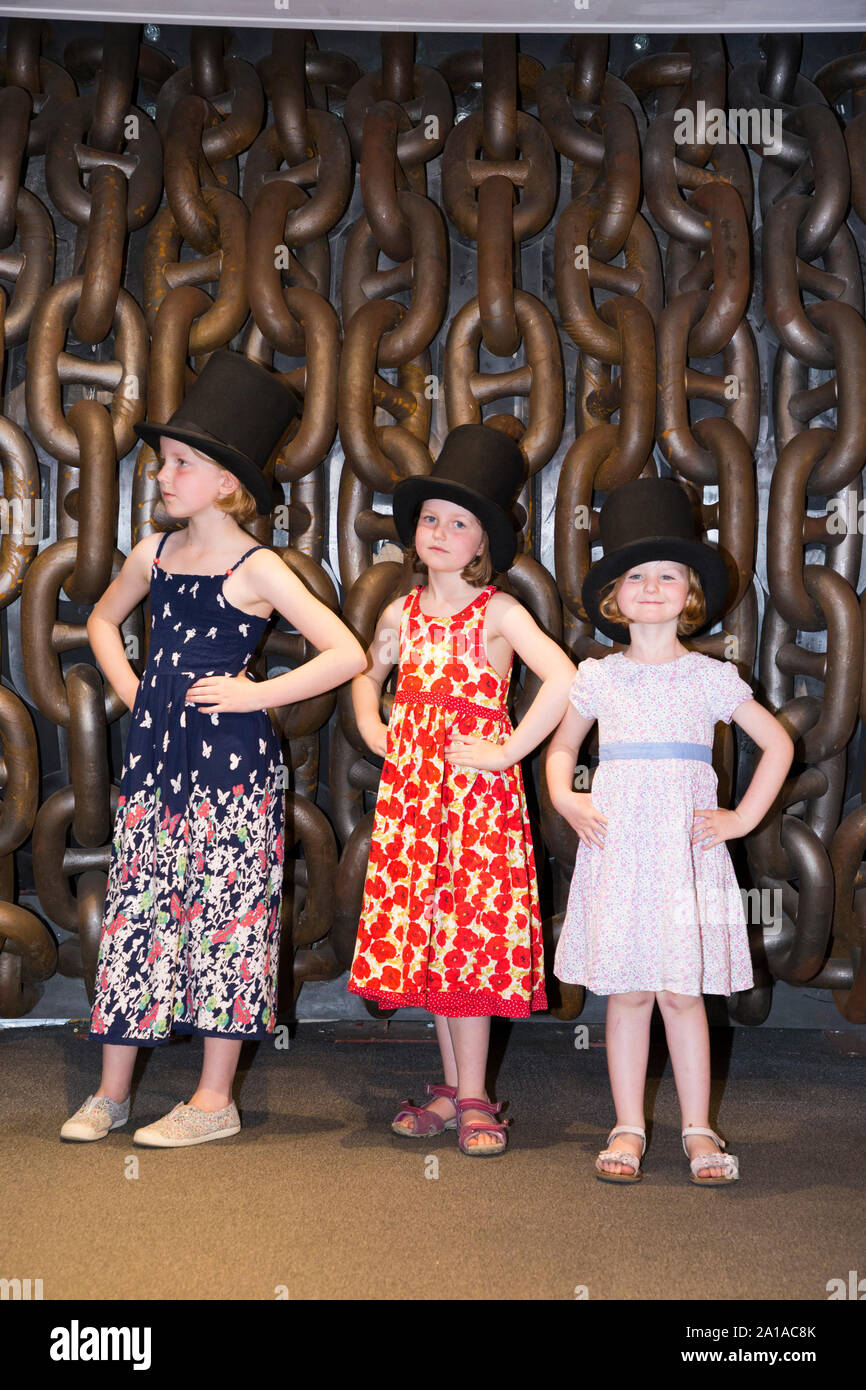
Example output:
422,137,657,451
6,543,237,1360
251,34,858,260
1,22,864,1024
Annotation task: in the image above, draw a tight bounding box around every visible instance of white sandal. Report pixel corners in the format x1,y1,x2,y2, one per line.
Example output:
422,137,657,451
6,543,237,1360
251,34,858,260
682,1125,739,1185
595,1124,646,1183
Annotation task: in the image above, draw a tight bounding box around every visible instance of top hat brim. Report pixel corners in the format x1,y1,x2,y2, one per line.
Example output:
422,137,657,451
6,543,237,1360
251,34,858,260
393,477,521,573
135,420,282,515
581,536,732,644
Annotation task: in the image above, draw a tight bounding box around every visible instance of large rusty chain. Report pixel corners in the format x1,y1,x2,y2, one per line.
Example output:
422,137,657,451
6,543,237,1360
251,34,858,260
0,21,864,1024
541,35,658,1017
731,35,866,1023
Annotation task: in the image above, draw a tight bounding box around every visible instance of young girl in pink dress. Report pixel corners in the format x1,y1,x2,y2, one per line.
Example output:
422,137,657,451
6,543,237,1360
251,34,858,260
548,477,793,1184
348,424,575,1155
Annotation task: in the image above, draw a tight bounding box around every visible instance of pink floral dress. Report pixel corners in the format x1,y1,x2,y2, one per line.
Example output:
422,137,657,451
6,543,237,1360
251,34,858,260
554,651,755,996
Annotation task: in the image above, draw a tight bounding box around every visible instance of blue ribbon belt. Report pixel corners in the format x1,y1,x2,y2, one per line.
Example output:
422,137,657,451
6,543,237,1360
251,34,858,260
599,741,712,764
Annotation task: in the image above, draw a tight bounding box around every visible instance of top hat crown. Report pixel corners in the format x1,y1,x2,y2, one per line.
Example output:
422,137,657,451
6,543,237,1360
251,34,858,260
392,423,527,573
135,349,301,515
581,476,732,643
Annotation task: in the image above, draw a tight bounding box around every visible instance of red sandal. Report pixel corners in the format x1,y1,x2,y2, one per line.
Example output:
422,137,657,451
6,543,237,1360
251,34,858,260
391,1083,458,1137
455,1096,509,1157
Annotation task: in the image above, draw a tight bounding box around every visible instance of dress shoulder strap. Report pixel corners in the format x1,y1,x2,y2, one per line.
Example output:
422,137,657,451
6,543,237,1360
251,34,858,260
153,530,171,563
396,586,420,649
469,584,498,618
398,584,419,625
226,544,265,575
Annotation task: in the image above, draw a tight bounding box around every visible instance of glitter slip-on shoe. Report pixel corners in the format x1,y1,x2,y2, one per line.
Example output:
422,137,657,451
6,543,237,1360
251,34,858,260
133,1100,241,1148
60,1093,131,1142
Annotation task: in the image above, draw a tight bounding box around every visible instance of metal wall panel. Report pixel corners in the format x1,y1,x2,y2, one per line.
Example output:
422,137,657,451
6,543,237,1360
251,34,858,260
1,22,865,1027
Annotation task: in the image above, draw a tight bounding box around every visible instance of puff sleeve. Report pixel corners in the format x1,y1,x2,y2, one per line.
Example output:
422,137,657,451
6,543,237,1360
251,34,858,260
706,658,754,725
569,658,600,720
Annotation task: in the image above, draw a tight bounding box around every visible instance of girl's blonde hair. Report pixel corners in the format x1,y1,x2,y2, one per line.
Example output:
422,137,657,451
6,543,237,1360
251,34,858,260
598,562,707,636
405,505,494,586
214,475,259,526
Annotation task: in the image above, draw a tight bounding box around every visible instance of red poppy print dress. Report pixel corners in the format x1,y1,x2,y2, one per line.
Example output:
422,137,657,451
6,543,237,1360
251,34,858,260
348,583,547,1018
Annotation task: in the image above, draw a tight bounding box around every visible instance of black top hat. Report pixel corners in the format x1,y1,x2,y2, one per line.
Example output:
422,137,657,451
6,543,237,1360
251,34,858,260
392,423,527,573
581,476,732,644
134,349,301,515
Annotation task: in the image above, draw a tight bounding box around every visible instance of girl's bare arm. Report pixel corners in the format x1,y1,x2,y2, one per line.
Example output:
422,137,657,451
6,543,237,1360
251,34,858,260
86,534,161,710
545,700,608,848
351,596,403,754
727,700,795,832
545,700,595,806
491,595,577,764
249,553,368,707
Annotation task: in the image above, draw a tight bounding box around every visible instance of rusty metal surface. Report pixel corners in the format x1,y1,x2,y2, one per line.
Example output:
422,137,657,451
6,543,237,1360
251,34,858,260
1,22,865,1025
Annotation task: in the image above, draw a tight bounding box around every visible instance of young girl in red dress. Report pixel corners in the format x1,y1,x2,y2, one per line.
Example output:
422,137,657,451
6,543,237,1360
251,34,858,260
348,424,575,1155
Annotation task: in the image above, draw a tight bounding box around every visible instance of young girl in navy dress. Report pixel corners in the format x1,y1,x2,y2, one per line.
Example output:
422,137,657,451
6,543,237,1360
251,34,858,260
61,351,365,1147
348,425,575,1154
547,478,793,1184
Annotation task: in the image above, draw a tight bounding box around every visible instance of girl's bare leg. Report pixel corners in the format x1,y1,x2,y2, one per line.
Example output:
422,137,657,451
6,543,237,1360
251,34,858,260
448,1014,500,1150
392,1013,458,1132
656,989,725,1178
599,990,654,1174
391,1015,500,1148
189,1037,243,1111
95,1043,138,1103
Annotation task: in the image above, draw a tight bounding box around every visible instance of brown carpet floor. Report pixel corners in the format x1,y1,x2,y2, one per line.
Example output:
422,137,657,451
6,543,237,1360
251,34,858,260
2,1020,863,1301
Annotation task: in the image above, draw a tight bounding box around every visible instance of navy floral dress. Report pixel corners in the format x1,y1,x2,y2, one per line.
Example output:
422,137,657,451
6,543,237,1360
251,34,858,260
89,530,285,1046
